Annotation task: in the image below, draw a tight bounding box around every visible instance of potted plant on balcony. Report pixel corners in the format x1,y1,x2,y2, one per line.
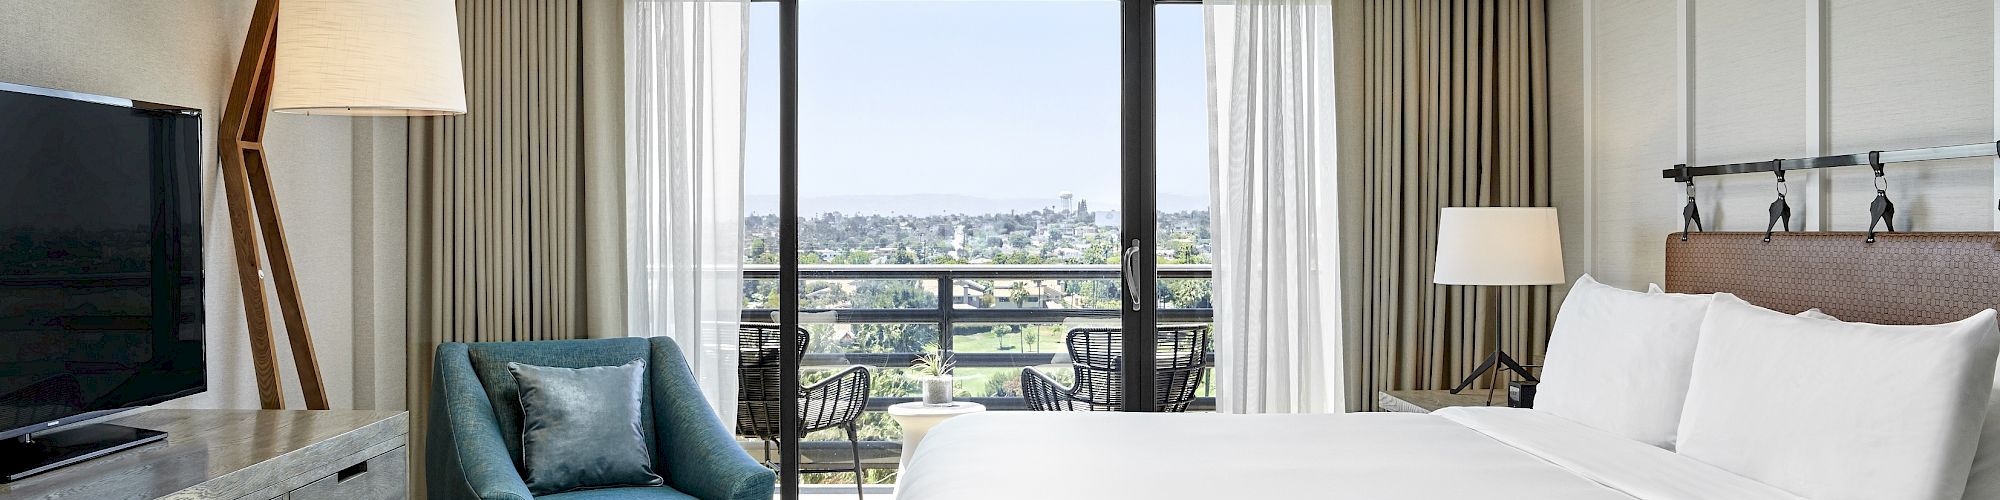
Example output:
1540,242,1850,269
912,350,957,406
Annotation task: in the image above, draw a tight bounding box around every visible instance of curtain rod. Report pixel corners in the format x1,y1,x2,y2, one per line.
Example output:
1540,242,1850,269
1659,141,2000,181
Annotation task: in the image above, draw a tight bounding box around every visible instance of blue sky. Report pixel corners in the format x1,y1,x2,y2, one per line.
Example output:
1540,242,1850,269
744,1,1209,214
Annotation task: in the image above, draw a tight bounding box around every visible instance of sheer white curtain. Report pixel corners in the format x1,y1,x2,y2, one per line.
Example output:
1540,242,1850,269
1205,0,1344,413
625,0,748,421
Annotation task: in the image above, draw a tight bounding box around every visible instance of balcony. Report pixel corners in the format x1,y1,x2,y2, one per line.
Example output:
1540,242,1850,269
738,263,1214,483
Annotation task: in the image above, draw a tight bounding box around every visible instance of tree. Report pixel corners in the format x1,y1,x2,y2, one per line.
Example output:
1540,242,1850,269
890,246,918,264
835,250,872,265
1009,283,1032,307
993,251,1044,265
1163,278,1212,309
742,279,776,308
1085,240,1116,264
1164,238,1209,264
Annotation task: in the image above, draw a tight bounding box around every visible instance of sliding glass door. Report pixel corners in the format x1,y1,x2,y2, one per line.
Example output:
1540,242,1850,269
747,1,1200,497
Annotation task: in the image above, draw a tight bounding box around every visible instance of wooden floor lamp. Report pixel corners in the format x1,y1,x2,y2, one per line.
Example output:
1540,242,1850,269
221,0,465,409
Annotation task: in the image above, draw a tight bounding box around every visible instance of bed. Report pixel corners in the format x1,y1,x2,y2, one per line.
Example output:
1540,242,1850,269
896,232,2000,500
896,408,1799,499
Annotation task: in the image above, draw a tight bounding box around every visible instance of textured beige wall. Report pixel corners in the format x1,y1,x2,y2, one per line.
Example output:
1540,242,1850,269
1550,0,1586,304
1692,0,1810,231
1578,0,1680,290
0,0,408,410
1554,0,1995,290
352,117,409,411
1826,0,1993,232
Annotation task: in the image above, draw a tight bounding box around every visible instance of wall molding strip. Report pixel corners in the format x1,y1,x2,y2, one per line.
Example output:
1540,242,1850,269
1582,0,1595,274
1807,0,1832,230
1675,0,1696,215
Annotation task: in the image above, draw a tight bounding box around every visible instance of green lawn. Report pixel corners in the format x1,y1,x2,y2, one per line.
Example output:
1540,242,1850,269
947,324,1076,353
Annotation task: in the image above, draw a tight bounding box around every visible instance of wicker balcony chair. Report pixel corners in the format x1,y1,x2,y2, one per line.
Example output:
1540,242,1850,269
736,323,873,498
1021,324,1212,412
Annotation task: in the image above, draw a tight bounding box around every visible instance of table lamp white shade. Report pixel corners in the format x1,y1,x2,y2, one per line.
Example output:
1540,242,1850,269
1433,207,1565,286
270,0,467,116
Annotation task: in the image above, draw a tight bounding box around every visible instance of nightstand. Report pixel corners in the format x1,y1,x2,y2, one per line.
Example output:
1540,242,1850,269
1377,389,1511,413
887,401,986,470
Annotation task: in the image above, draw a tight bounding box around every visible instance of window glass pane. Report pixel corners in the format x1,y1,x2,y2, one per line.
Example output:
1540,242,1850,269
786,0,1123,486
1158,4,1216,404
750,0,1214,486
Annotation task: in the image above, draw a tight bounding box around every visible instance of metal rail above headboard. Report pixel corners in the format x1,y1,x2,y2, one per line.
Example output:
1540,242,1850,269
1658,142,2000,242
1664,232,2000,325
1658,142,2000,181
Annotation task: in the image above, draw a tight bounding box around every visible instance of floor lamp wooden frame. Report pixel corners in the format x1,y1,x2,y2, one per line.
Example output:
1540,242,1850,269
219,0,329,411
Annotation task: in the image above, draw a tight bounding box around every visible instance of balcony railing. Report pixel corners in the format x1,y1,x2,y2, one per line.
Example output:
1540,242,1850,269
741,263,1214,411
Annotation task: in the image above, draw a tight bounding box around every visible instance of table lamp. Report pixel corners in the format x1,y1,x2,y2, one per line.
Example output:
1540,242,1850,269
1432,207,1565,404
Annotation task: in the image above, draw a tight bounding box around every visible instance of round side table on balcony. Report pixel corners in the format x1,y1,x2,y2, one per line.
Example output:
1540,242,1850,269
886,401,986,471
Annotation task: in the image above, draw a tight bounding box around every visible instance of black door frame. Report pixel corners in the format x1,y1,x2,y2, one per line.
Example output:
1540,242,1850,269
1117,0,1159,415
776,0,802,498
770,1,1192,497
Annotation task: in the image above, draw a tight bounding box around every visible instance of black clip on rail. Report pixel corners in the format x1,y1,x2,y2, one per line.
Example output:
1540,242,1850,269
1677,164,1702,241
1764,163,1792,243
1865,151,1896,243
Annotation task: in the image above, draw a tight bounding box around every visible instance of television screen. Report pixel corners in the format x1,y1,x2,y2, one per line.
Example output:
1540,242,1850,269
0,83,204,437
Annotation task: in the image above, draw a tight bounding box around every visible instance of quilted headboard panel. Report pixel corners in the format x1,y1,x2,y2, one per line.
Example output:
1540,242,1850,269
1663,232,2000,325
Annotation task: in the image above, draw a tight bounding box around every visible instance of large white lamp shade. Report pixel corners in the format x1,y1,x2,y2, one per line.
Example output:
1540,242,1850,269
270,0,467,116
1432,207,1566,286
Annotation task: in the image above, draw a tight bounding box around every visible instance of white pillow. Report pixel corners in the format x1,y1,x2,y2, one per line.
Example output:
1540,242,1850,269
1646,283,1837,320
1676,294,1999,500
1967,364,2000,500
1794,308,1838,321
1793,307,2000,500
1536,275,1712,449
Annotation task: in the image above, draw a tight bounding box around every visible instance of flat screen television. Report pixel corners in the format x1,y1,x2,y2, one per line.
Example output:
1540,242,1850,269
0,82,204,447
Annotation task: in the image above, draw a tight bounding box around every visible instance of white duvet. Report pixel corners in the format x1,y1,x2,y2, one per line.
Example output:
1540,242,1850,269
895,408,1799,500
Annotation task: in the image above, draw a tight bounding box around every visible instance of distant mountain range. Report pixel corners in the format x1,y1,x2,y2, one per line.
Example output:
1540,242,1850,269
745,193,1209,216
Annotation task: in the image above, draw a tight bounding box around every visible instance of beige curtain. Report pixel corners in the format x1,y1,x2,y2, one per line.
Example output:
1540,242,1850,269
1357,0,1552,409
405,0,588,494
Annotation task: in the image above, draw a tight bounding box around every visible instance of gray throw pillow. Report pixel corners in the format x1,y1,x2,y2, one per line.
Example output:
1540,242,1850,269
508,359,662,495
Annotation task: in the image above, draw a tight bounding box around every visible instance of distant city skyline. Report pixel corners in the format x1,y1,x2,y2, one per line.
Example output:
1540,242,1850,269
743,191,1210,216
743,1,1210,214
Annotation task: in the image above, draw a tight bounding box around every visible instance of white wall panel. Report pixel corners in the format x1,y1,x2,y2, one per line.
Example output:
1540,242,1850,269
1693,0,1810,233
1588,0,1680,290
1557,0,1997,284
1827,0,1992,231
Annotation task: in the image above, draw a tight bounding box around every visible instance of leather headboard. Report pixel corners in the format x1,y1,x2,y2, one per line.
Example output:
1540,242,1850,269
1664,232,2000,325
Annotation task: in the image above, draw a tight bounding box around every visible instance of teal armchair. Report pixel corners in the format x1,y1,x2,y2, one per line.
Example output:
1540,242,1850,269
428,337,775,500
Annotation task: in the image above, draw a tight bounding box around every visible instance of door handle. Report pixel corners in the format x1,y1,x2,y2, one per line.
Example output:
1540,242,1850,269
1123,239,1142,311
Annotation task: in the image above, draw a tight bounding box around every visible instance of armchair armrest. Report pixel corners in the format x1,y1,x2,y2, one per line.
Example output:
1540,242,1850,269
649,337,776,500
1021,366,1078,411
801,365,871,432
428,343,535,500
